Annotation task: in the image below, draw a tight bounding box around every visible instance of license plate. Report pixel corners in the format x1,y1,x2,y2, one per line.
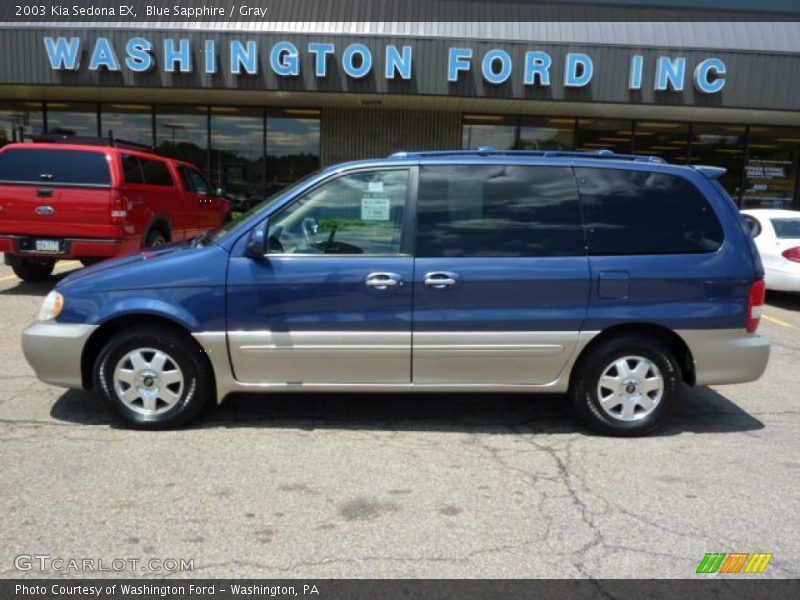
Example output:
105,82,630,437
34,239,61,253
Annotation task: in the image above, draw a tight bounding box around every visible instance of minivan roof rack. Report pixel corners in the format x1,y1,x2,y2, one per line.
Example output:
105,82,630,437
24,131,155,152
388,147,667,164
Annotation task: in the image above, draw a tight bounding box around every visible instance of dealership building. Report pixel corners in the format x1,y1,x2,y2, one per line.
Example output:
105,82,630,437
1,4,800,208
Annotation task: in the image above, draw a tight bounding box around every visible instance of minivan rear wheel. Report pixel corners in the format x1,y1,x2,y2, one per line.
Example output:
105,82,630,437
570,335,680,436
12,258,55,282
93,327,212,429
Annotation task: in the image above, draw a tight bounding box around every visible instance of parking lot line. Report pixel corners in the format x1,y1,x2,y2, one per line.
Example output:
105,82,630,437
763,314,795,328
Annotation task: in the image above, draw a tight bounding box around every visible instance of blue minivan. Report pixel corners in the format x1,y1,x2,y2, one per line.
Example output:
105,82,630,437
22,149,770,435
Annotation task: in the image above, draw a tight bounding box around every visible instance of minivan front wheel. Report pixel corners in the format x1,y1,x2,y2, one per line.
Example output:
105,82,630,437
93,327,212,429
570,335,680,436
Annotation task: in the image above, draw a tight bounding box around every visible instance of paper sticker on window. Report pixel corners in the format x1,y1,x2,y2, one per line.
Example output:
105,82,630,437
361,195,391,221
368,181,384,193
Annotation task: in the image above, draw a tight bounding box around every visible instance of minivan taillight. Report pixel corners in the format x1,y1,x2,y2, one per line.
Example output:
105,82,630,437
781,247,800,262
747,279,766,333
111,192,127,225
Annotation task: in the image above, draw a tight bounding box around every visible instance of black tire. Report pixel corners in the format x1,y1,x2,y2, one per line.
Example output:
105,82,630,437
222,211,233,226
93,327,213,429
12,258,55,282
144,229,168,248
570,335,680,436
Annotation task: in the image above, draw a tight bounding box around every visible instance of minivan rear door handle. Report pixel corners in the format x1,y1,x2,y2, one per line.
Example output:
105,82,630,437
424,271,460,289
36,188,53,198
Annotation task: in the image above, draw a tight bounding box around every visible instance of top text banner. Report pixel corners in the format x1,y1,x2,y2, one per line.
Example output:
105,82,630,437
2,0,800,23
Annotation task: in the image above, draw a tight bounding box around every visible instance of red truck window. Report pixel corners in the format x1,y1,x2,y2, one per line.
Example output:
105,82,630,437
121,154,144,184
139,158,173,186
0,148,111,187
179,166,210,194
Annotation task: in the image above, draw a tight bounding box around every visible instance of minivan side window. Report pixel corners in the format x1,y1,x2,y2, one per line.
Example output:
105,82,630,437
416,165,585,258
140,158,174,186
576,168,724,255
268,169,409,255
0,149,111,186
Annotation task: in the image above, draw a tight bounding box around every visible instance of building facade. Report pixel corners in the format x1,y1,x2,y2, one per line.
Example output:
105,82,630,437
2,11,800,209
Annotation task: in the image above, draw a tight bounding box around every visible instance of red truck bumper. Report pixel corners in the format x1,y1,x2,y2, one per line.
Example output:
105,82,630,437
0,236,124,259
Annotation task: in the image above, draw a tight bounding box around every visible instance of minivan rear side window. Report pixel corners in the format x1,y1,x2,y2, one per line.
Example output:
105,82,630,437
416,165,585,257
0,148,111,186
575,168,724,255
140,158,173,186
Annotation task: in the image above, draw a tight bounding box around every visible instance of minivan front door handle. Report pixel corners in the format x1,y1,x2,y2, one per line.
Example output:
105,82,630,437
365,272,403,290
424,271,459,289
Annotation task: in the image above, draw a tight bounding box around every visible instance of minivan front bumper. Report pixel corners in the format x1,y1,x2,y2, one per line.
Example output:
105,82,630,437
22,321,97,388
679,329,770,386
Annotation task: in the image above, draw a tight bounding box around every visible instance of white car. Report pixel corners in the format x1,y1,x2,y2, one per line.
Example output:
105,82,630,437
741,209,800,292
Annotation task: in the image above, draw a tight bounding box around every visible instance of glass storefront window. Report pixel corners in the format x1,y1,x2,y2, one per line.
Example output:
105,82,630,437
741,126,800,210
266,110,321,194
574,118,633,154
633,121,690,163
0,101,44,145
100,104,154,147
46,102,98,137
156,106,208,171
690,124,746,202
518,117,575,150
210,107,265,204
462,115,517,149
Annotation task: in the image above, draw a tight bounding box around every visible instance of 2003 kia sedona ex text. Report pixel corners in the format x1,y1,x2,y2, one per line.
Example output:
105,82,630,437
22,149,770,435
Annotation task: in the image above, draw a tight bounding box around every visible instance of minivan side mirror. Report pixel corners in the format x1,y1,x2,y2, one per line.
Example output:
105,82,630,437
245,220,268,259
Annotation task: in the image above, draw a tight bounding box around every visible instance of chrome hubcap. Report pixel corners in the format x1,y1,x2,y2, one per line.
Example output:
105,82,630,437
113,348,184,416
597,355,664,422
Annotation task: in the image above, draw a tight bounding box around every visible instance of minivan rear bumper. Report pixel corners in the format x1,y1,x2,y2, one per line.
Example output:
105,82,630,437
0,235,123,259
678,329,770,386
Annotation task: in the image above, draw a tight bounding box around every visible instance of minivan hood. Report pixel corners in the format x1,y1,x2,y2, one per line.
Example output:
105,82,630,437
58,242,229,294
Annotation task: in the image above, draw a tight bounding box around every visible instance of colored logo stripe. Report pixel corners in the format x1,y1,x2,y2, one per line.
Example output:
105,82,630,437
697,552,773,574
744,553,773,574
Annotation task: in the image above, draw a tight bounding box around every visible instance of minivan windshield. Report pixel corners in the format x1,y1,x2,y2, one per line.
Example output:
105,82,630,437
771,218,800,239
199,170,323,247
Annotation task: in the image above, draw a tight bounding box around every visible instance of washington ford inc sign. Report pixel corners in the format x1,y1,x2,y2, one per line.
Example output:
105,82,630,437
44,36,728,93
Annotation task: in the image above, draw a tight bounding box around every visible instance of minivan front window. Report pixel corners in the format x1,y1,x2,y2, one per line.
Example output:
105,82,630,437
201,169,323,246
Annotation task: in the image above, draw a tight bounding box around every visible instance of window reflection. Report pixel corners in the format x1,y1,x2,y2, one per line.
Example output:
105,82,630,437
156,106,208,171
633,121,689,163
742,126,800,209
518,117,575,150
101,104,154,147
266,110,320,195
0,102,44,146
462,115,517,149
211,107,265,208
46,102,98,137
574,119,633,154
690,124,746,202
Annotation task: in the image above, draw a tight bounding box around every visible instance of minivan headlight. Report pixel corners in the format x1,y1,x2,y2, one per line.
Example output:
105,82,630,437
38,291,64,321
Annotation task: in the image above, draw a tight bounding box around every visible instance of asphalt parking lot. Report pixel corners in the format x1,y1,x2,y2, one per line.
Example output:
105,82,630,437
0,260,798,579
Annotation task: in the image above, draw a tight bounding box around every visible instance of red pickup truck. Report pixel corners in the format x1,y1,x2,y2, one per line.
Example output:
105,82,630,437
0,139,230,281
